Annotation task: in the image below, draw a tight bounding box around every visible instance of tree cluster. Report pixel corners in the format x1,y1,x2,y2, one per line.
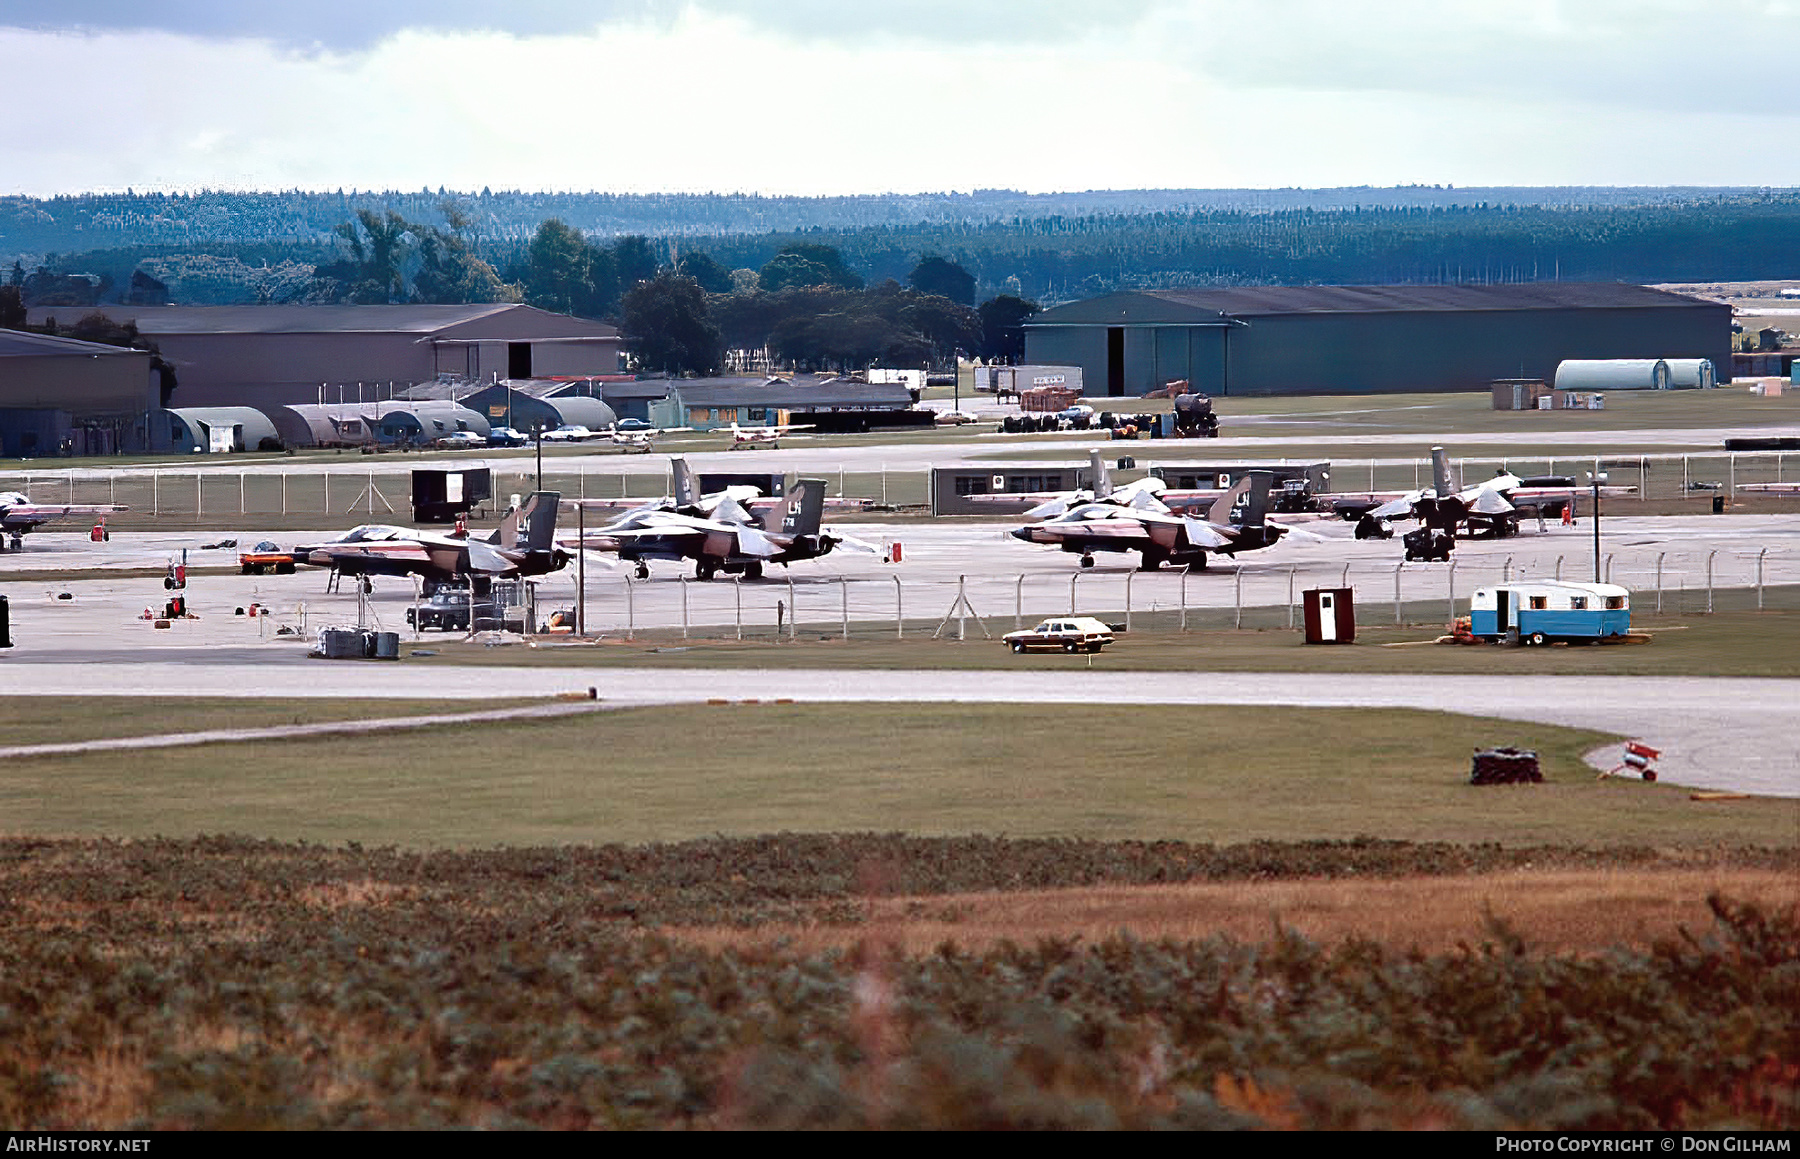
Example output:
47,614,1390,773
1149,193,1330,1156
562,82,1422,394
315,206,519,305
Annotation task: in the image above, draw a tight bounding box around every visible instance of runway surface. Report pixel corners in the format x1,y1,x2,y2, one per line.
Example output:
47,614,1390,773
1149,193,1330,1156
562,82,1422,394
3,513,1797,801
5,662,1797,799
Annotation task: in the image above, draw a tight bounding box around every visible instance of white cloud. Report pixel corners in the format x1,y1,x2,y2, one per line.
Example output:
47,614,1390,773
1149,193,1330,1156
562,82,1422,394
1,4,1797,197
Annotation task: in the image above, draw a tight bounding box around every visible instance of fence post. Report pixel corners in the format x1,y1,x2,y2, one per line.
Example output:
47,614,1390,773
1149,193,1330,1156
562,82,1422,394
788,577,797,640
894,574,903,639
1655,552,1665,614
324,473,330,515
1639,456,1646,503
1706,550,1716,614
735,576,743,640
1502,555,1512,583
1758,547,1768,610
153,471,159,516
626,575,635,640
1554,554,1564,581
282,473,288,516
1447,558,1457,624
1179,566,1189,631
1233,568,1242,630
958,575,967,642
680,577,690,639
196,472,202,517
1015,574,1024,631
240,472,245,515
1069,573,1078,615
840,575,849,640
1125,570,1134,633
1394,562,1403,624
1287,567,1296,630
1604,553,1614,585
1730,453,1737,500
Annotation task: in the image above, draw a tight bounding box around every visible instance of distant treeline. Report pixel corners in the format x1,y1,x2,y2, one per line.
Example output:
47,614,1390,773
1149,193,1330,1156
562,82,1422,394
8,189,1800,307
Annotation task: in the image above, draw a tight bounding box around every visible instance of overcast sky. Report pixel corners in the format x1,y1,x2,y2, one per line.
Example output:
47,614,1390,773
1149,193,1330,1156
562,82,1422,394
4,1,1797,196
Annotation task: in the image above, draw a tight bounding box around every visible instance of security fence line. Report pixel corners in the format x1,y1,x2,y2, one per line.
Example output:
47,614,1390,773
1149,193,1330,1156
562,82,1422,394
3,450,1799,519
437,547,1800,643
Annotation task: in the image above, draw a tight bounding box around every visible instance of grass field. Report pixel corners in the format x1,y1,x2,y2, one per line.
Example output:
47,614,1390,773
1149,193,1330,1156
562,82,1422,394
6,700,1795,849
407,608,1800,678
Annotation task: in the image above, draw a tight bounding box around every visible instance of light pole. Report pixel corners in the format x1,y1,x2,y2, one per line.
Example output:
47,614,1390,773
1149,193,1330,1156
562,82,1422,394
534,422,544,493
1587,471,1606,583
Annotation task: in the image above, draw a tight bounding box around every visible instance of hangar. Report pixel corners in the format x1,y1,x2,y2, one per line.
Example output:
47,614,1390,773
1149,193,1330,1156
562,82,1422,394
23,304,624,412
1022,284,1733,397
0,328,162,456
164,406,282,453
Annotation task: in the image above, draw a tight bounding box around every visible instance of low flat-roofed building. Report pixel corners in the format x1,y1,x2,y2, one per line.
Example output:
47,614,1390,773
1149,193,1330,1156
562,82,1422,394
652,376,915,431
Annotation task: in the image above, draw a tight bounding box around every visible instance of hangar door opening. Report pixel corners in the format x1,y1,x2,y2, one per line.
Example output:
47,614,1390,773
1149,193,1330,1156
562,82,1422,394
1107,328,1125,396
508,342,533,380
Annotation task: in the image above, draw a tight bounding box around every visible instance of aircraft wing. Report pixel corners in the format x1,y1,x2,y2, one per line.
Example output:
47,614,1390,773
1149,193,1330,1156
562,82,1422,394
0,503,129,530
1181,517,1235,549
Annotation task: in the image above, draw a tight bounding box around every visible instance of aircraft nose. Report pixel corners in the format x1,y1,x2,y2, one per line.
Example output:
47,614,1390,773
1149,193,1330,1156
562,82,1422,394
1009,528,1034,542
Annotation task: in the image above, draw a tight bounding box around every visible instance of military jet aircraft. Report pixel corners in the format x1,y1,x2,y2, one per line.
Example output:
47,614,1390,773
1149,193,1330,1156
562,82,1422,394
1328,446,1635,559
294,491,568,593
1010,470,1284,570
978,448,1232,520
0,492,129,550
568,476,874,579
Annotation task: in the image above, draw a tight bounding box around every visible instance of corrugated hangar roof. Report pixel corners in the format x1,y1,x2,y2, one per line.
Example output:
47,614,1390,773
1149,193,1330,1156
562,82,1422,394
21,304,620,338
1029,283,1726,324
0,328,149,358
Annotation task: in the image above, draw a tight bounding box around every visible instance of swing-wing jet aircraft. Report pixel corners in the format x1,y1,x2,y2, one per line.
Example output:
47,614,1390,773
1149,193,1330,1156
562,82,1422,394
294,491,569,590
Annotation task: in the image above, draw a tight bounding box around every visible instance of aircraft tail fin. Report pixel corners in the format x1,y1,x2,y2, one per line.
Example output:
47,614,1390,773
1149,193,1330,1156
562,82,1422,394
1205,475,1253,524
778,478,827,537
520,491,561,552
671,456,699,507
1239,471,1273,529
1088,448,1111,498
1431,446,1457,496
489,496,522,545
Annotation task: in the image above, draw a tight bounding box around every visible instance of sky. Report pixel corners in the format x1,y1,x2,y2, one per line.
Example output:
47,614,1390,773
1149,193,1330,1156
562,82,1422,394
3,1,1798,196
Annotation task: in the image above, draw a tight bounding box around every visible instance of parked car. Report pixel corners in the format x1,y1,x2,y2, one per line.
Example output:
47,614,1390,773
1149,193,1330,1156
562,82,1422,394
613,417,654,432
487,426,527,447
541,425,595,442
1057,404,1096,423
434,431,484,450
933,409,979,426
1002,617,1117,653
407,588,512,632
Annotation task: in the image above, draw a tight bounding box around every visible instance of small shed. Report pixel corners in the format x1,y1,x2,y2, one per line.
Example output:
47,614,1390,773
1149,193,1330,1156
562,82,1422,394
1491,379,1552,410
1554,359,1672,392
412,467,493,524
1468,580,1630,644
1301,587,1355,644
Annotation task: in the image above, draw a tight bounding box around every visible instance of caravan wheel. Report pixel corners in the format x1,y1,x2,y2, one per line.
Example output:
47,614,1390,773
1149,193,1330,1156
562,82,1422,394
1529,632,1546,647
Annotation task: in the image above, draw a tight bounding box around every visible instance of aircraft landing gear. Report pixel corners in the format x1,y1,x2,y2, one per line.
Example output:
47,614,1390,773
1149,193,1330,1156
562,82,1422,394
1138,551,1164,571
745,561,764,580
696,558,717,581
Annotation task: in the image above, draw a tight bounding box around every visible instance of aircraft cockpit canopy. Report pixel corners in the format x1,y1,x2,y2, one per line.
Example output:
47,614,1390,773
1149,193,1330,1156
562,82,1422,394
339,525,413,543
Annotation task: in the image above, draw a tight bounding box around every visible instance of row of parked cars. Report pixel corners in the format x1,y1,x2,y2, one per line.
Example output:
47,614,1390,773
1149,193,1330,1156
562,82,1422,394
434,418,657,450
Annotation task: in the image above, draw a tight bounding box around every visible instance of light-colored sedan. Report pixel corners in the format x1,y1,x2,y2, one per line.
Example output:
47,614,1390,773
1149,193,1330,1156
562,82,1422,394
1002,617,1117,653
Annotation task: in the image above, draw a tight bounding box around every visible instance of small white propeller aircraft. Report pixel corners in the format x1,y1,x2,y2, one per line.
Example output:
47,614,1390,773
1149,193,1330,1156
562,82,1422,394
725,420,814,450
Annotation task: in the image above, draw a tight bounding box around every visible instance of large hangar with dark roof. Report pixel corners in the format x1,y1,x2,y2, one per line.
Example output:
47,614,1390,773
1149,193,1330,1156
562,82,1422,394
23,304,624,412
1022,284,1733,397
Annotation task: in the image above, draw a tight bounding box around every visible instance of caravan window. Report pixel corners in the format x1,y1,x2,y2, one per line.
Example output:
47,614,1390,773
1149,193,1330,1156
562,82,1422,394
1529,595,1548,610
1569,596,1587,610
1605,596,1626,610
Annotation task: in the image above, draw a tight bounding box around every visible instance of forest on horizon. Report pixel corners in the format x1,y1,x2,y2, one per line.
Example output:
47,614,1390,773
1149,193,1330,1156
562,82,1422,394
5,185,1798,311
